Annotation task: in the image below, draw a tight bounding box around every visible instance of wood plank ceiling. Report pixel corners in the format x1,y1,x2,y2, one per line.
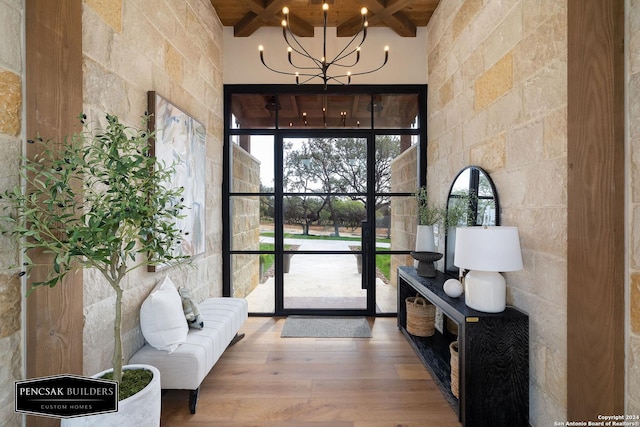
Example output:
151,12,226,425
209,0,441,37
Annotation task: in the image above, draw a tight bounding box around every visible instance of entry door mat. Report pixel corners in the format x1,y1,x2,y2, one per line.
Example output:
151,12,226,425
281,316,372,338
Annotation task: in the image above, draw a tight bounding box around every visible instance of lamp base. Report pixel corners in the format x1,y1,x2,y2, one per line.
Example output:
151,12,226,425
464,270,506,313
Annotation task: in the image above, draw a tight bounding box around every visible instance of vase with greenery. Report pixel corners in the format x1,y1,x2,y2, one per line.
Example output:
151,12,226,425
0,113,188,391
414,186,442,253
415,186,442,226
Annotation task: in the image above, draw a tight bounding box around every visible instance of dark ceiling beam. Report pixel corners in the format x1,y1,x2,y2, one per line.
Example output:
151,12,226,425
337,0,417,37
235,0,313,37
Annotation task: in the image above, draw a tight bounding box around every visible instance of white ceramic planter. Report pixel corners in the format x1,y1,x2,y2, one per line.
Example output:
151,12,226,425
61,364,161,427
415,225,436,252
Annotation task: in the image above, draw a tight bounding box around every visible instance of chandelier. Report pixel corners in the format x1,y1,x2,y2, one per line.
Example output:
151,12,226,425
258,3,389,89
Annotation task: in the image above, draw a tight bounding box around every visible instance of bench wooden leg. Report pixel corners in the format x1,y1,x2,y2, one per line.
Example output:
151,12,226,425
229,332,245,346
189,388,199,414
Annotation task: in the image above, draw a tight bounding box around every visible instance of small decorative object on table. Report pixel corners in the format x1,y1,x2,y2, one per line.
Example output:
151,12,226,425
443,278,464,298
405,294,436,337
410,251,443,277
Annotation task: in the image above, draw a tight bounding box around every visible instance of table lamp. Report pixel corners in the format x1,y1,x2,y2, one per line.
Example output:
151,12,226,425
454,226,523,313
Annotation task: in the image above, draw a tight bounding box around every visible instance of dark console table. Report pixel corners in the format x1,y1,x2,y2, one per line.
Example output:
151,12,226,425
397,266,529,427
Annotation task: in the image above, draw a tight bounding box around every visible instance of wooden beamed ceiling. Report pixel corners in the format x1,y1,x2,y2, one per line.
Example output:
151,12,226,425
209,0,441,38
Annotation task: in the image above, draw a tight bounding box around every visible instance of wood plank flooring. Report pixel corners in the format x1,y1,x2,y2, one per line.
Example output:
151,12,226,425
160,317,461,427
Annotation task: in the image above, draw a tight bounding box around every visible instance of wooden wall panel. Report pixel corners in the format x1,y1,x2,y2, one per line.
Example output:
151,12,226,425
25,1,83,426
567,0,625,419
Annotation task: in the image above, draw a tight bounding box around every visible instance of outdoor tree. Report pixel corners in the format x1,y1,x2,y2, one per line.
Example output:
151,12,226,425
281,136,400,236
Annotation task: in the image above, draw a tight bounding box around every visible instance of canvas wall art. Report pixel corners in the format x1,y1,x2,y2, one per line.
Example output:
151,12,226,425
148,91,206,266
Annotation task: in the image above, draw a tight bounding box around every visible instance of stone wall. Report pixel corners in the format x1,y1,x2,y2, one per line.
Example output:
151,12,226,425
390,145,418,287
628,0,640,415
0,0,23,425
231,144,261,298
426,1,567,425
81,0,224,376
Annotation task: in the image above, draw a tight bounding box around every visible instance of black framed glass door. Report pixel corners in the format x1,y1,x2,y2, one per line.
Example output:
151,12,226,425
223,84,427,316
277,135,374,313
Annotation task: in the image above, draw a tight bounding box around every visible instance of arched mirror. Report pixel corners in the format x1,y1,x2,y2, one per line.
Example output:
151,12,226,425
444,166,500,275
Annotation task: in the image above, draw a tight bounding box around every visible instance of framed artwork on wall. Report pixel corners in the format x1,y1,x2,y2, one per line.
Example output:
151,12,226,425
147,91,206,271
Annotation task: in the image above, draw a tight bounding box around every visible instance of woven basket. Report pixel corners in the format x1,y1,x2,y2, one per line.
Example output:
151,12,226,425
405,295,435,337
450,341,459,398
446,316,459,336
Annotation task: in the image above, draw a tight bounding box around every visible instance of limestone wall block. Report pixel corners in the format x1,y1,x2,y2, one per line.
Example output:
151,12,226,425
466,0,516,57
452,0,482,41
485,87,523,136
0,2,21,73
523,0,567,37
0,134,20,186
511,286,565,355
164,43,183,84
633,206,640,269
132,0,178,41
506,206,567,260
83,297,115,375
120,7,164,67
522,58,567,122
532,252,567,305
513,8,566,85
450,88,474,128
630,335,640,410
474,53,514,111
83,59,127,115
492,167,527,207
109,41,154,91
544,345,568,408
484,3,522,71
631,74,640,141
462,109,487,146
0,70,21,136
461,48,484,90
529,381,565,427
83,268,113,307
632,273,640,334
428,108,446,140
82,5,115,67
543,106,567,160
0,331,20,426
507,120,544,168
85,0,122,32
0,274,20,339
525,158,566,208
469,132,506,170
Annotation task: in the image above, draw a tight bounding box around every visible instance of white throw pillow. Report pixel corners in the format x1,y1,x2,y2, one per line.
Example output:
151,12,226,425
140,276,188,353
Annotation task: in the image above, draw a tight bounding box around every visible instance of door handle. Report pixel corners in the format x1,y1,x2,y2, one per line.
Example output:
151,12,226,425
361,221,369,289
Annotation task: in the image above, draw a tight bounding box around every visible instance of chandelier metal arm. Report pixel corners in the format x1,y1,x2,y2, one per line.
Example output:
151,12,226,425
328,18,367,65
342,49,389,77
282,24,323,69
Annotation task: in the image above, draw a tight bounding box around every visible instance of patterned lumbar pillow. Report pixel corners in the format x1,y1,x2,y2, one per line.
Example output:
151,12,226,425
178,287,204,329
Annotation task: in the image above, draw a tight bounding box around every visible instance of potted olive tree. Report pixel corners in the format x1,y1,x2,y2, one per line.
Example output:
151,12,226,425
0,113,188,424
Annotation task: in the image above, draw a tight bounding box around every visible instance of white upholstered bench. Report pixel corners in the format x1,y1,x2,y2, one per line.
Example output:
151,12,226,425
130,297,248,414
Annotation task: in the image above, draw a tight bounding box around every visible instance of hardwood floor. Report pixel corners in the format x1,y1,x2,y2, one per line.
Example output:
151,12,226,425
160,317,461,427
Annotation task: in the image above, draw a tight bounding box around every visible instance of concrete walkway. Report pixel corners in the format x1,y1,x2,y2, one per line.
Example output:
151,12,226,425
245,237,397,313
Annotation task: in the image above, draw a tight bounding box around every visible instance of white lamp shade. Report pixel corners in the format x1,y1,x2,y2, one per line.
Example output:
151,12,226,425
454,226,523,272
